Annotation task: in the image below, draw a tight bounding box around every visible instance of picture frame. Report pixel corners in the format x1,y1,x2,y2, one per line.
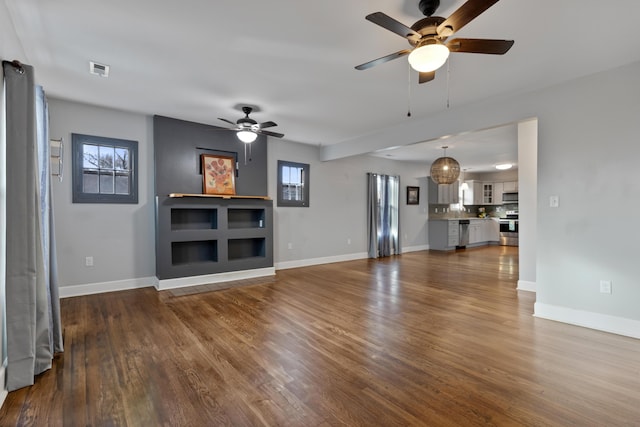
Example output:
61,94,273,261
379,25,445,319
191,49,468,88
201,154,236,195
406,186,419,205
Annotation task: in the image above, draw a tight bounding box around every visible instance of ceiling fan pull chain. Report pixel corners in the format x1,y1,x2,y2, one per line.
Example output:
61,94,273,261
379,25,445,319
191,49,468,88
407,63,412,117
446,57,451,109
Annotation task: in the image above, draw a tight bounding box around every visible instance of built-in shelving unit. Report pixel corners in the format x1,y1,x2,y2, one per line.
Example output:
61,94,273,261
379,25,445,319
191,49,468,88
156,195,273,280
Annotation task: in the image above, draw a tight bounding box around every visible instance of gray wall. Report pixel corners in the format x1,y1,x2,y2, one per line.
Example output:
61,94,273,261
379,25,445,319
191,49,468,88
322,60,640,329
268,139,429,266
48,99,156,288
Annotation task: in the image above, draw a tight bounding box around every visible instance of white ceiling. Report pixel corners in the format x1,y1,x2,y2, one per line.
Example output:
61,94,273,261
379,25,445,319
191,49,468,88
3,0,640,170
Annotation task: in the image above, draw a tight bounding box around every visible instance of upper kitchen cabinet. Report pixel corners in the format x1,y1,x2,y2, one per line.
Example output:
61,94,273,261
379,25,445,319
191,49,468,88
493,182,504,205
503,181,518,192
428,179,459,204
463,180,484,205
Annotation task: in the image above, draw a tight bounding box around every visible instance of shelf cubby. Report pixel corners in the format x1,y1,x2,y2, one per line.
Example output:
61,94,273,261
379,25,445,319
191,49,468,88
171,240,218,265
228,238,266,260
228,208,265,229
171,208,218,230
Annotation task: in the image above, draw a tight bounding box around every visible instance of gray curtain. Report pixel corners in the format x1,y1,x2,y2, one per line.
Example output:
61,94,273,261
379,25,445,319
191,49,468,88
367,173,400,258
3,60,62,392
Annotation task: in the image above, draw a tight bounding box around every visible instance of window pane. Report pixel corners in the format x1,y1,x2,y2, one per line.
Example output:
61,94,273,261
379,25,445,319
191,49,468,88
99,171,114,194
114,148,129,170
83,170,99,193
99,145,114,169
83,144,99,168
115,173,130,195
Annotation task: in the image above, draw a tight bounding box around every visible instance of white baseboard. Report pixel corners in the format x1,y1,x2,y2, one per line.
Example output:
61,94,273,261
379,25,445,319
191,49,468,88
0,361,7,410
517,280,536,292
534,302,640,339
275,252,368,270
402,244,429,253
156,267,275,291
59,276,157,298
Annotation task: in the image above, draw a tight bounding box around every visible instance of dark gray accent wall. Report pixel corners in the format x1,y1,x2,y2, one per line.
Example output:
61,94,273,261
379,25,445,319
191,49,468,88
153,115,268,197
153,115,272,280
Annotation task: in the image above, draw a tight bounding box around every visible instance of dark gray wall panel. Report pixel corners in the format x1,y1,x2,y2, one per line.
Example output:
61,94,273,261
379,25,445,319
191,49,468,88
153,115,268,197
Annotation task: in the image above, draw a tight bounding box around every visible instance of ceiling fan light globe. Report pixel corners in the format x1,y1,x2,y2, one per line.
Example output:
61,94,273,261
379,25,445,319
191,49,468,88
237,130,257,143
408,43,450,72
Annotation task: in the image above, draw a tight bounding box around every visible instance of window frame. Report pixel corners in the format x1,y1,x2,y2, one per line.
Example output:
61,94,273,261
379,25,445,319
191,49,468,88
277,160,309,207
72,133,138,204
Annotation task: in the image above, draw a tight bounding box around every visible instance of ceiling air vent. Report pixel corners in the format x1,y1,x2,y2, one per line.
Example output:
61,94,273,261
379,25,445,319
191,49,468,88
89,61,110,77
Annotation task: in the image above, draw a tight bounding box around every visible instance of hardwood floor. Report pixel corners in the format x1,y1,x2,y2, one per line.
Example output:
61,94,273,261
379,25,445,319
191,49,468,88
3,246,640,426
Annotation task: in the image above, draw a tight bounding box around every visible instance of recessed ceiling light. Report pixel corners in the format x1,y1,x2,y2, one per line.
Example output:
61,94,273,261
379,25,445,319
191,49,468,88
495,163,513,170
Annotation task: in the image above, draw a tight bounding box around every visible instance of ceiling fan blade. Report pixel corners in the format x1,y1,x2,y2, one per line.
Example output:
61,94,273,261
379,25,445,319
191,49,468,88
355,49,411,70
437,0,499,37
218,118,237,126
447,38,514,54
366,12,421,41
258,130,284,138
258,121,278,129
419,71,436,84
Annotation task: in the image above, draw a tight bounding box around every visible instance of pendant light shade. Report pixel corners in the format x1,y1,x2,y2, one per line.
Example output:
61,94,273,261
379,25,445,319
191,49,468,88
430,146,460,184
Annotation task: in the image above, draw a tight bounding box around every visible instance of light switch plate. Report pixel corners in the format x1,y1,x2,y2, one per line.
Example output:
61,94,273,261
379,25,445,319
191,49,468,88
549,195,559,208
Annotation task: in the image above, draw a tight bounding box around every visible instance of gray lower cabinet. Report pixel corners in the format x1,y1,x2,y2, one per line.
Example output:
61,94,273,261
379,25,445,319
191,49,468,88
156,196,273,280
429,219,500,251
428,220,460,250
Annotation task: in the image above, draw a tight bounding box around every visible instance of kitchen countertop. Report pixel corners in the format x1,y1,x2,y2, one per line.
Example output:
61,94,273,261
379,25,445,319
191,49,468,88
429,217,499,221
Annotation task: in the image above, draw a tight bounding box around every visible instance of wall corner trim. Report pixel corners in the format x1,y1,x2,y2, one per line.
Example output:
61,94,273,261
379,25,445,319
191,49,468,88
534,302,640,340
0,362,8,411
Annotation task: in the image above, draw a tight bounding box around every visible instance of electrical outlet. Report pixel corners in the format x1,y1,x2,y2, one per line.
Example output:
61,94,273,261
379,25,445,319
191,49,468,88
85,256,94,267
599,280,612,294
287,243,293,250
347,238,351,245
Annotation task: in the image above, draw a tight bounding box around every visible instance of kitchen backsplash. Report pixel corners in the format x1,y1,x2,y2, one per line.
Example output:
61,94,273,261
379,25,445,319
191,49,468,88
429,203,518,219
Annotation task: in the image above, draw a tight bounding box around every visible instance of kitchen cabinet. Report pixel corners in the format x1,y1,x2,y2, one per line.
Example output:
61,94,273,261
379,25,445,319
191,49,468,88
429,219,499,250
492,182,504,205
482,183,494,204
428,180,459,204
463,180,484,205
469,220,483,245
503,181,518,192
428,220,460,250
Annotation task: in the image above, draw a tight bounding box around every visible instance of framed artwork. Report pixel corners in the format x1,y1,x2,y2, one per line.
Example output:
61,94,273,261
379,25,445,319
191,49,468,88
406,186,419,205
202,154,236,195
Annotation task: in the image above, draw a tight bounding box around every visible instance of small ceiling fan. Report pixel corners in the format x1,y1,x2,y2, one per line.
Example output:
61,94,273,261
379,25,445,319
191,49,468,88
355,0,514,84
218,106,284,143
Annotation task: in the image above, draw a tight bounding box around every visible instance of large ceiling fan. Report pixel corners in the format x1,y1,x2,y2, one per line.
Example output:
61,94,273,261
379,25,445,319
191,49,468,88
355,0,514,84
218,106,284,143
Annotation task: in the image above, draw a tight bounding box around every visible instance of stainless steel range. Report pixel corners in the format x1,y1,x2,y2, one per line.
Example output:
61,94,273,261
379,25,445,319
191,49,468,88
499,210,518,246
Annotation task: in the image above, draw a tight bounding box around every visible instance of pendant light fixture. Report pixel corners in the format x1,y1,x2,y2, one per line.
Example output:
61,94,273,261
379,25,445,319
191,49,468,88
430,145,460,184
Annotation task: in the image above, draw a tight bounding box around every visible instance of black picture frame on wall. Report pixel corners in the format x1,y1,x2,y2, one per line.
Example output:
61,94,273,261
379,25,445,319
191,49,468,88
407,186,419,205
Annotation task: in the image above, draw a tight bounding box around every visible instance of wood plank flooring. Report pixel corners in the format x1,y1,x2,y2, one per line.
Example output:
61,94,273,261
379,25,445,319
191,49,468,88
3,246,640,426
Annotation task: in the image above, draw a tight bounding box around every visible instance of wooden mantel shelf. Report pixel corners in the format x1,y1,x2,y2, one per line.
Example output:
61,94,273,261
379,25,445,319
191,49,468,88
169,193,271,200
